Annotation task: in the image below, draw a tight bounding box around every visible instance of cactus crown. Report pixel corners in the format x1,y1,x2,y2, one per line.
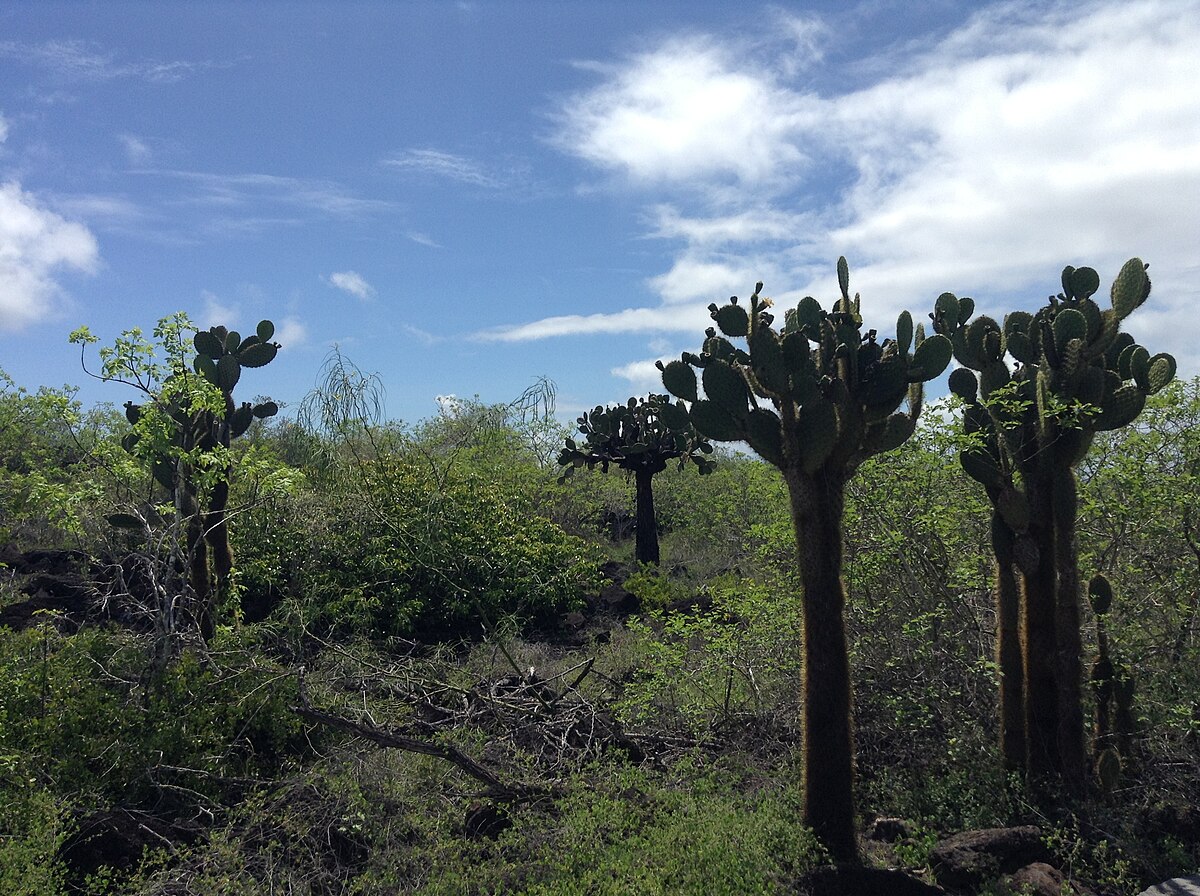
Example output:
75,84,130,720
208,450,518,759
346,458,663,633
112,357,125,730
557,393,714,482
943,259,1176,501
122,319,281,483
658,258,952,475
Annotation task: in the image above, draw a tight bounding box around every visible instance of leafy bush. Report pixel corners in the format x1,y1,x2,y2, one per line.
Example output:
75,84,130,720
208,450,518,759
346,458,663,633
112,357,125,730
0,624,308,806
300,454,603,638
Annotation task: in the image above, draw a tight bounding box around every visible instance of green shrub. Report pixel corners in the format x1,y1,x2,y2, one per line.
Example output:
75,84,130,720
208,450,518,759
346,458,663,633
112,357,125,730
300,455,603,638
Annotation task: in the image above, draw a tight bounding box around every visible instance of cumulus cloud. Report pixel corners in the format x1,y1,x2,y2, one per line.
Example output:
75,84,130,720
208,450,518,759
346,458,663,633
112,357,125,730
499,0,1200,376
326,270,375,300
555,37,818,187
0,181,99,330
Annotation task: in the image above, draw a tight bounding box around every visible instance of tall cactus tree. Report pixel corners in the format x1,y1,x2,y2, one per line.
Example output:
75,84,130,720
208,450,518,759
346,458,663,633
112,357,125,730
935,259,1175,795
557,393,714,565
105,319,280,641
659,258,952,863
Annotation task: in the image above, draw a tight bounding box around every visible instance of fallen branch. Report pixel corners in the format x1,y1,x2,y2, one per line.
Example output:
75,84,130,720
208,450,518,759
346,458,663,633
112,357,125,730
292,670,545,802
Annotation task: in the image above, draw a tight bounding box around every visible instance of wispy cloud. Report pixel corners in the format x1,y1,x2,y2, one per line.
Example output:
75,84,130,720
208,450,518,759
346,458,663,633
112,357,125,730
405,230,442,248
141,169,393,218
118,133,151,165
0,39,228,84
499,0,1200,376
326,270,375,300
0,181,99,331
478,305,711,342
383,149,502,188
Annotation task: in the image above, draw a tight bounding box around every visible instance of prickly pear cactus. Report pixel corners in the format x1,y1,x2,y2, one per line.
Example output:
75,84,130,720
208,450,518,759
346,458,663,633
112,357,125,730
556,394,714,565
659,258,951,863
121,319,282,641
937,260,1173,794
659,259,951,478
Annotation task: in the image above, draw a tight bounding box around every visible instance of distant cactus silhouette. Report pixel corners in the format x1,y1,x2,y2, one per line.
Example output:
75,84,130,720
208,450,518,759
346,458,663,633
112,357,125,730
660,258,951,863
936,259,1173,795
557,394,714,565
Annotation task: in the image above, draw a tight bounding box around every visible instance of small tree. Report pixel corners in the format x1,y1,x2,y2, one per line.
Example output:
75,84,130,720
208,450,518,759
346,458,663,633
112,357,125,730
556,394,714,565
71,314,281,646
659,259,951,862
935,258,1175,795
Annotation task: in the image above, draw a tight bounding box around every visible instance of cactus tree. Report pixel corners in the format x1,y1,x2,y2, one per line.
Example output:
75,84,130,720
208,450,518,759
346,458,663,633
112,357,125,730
935,259,1174,795
104,318,280,641
659,258,952,862
557,393,714,565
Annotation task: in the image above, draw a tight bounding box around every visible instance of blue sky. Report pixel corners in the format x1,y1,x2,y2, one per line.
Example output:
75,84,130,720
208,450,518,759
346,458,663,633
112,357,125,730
1,0,1198,425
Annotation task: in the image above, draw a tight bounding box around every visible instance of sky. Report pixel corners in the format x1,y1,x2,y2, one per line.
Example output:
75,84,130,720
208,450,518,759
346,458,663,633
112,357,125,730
1,0,1198,426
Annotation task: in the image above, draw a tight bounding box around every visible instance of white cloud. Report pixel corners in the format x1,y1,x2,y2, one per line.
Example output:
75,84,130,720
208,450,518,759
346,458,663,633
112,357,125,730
556,37,818,187
326,270,375,300
138,169,393,219
0,39,225,84
275,316,308,348
118,133,151,165
478,305,711,342
498,0,1200,377
610,358,669,394
383,149,501,187
199,290,239,328
0,113,8,143
0,181,98,331
649,255,767,305
405,230,442,248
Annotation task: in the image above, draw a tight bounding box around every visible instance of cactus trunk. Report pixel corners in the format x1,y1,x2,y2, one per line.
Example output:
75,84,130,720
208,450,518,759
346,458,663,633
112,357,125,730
1051,470,1087,796
1022,493,1059,783
633,467,661,566
785,466,857,865
992,511,1026,770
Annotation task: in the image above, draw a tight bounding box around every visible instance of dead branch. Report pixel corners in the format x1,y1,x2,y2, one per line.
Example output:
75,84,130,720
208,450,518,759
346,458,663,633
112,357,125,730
292,670,547,802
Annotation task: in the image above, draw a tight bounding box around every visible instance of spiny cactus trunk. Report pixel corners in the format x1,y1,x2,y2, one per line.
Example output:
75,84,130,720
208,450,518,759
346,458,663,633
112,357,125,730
1051,470,1087,797
204,477,234,620
178,479,215,643
785,466,858,865
992,511,1026,771
1022,484,1059,783
633,468,660,566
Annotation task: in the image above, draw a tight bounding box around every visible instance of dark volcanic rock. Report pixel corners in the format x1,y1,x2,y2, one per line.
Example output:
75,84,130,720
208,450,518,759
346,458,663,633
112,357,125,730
793,866,945,895
930,826,1048,892
999,862,1096,896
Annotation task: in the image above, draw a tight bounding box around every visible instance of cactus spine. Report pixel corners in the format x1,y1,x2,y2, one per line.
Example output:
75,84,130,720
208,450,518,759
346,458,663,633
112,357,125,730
939,260,1173,796
557,394,714,565
661,259,951,863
